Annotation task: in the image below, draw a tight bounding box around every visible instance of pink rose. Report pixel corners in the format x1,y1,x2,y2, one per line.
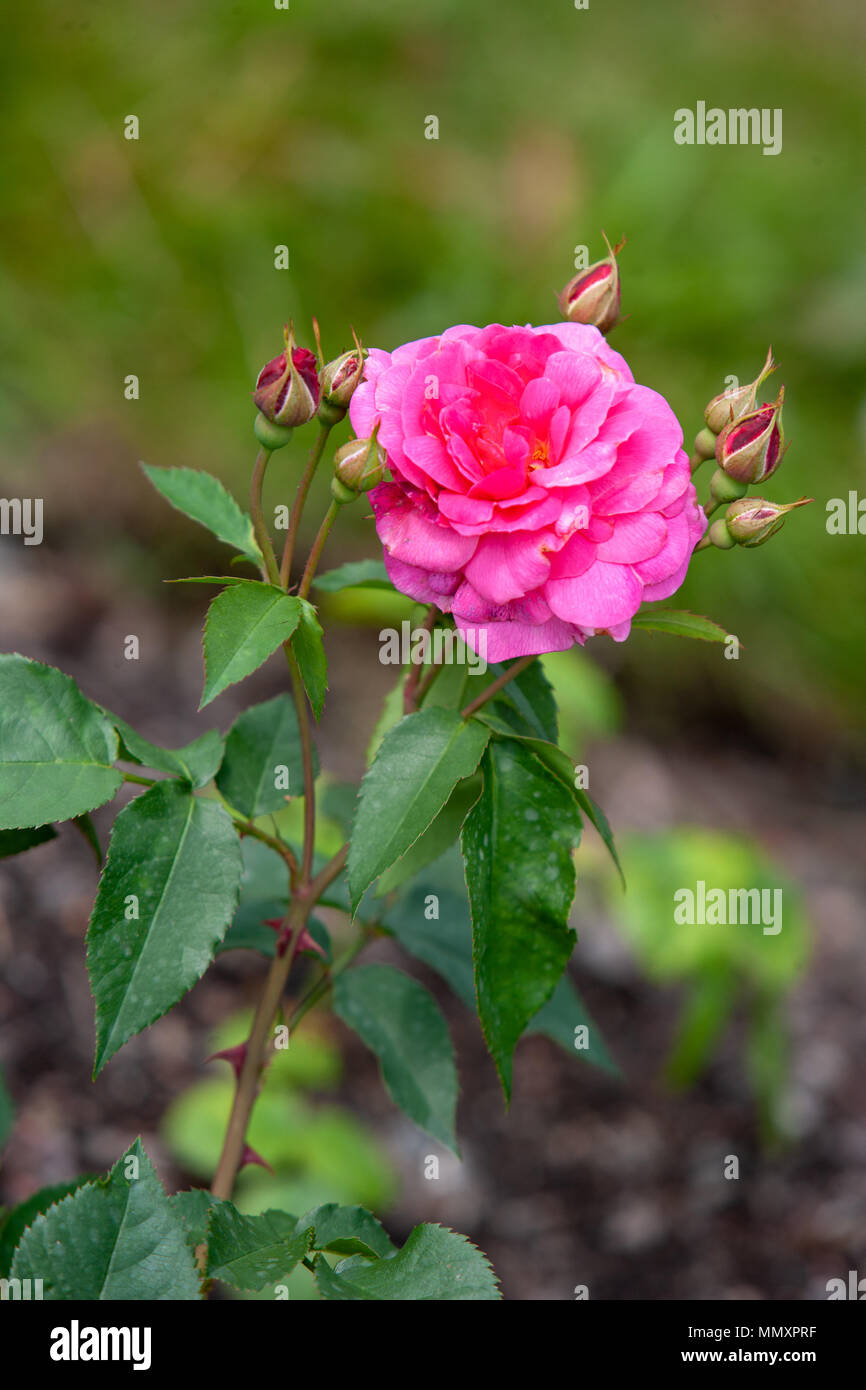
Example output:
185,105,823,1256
349,322,706,661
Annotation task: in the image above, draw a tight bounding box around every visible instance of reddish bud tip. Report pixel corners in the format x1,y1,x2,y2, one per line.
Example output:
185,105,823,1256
557,233,622,334
254,323,320,427
715,386,786,485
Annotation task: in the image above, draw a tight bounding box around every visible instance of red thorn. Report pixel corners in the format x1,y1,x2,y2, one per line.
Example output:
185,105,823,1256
206,1043,247,1081
263,917,327,961
297,927,328,961
239,1144,273,1175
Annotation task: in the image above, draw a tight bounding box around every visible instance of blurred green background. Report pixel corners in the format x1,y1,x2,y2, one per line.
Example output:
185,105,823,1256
2,0,864,735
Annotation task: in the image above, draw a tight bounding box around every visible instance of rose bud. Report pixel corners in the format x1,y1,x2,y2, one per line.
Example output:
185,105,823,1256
723,495,812,547
557,234,622,335
704,347,776,435
253,322,320,435
714,386,786,485
331,429,386,504
318,332,367,426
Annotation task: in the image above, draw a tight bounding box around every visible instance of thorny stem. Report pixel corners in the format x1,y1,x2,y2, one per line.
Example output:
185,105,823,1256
298,499,339,600
414,659,446,707
403,606,439,713
284,645,317,884
250,449,281,586
460,652,536,719
210,897,309,1202
278,425,333,588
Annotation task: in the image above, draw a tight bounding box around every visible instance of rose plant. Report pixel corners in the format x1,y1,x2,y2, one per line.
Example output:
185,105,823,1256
0,245,810,1300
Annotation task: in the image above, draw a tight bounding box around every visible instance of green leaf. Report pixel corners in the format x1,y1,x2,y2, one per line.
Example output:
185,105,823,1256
526,975,620,1075
113,717,224,789
462,739,581,1099
385,876,476,1008
10,1139,202,1299
487,657,558,741
631,607,732,642
471,717,624,886
334,964,459,1152
87,781,243,1074
206,1202,312,1291
215,694,309,818
292,600,328,720
0,1176,96,1277
0,1064,12,1150
315,1223,500,1301
312,559,393,592
0,656,122,830
348,707,490,910
0,824,57,859
301,1203,396,1258
141,463,262,566
169,1189,219,1252
200,583,302,708
375,776,481,897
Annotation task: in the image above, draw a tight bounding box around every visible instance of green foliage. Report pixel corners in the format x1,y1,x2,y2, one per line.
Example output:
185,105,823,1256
347,707,490,910
200,582,302,707
384,850,618,1076
141,464,262,567
293,601,328,720
113,717,224,788
312,560,393,592
0,824,56,858
87,781,243,1074
302,1202,396,1258
0,1177,95,1277
314,1223,500,1301
334,964,459,1153
10,1140,202,1300
0,1064,12,1152
0,656,122,830
631,608,732,642
462,740,581,1098
206,1204,313,1290
215,694,308,818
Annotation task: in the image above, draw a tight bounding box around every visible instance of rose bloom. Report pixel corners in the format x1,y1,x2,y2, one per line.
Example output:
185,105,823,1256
349,323,706,661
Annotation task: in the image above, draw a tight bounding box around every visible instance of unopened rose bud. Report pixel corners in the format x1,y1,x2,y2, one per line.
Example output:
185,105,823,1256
715,387,786,485
724,495,812,547
704,348,775,435
558,234,622,335
253,322,320,431
318,333,367,425
331,430,386,504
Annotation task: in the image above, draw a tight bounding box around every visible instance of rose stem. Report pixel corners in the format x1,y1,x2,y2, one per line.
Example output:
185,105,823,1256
250,449,281,585
278,425,333,588
403,605,439,713
298,500,339,600
460,653,537,719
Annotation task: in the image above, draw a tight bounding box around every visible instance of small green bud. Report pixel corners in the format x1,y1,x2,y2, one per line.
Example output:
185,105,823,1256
724,495,813,547
693,426,718,461
332,429,386,499
253,415,294,451
709,468,749,506
708,518,735,549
